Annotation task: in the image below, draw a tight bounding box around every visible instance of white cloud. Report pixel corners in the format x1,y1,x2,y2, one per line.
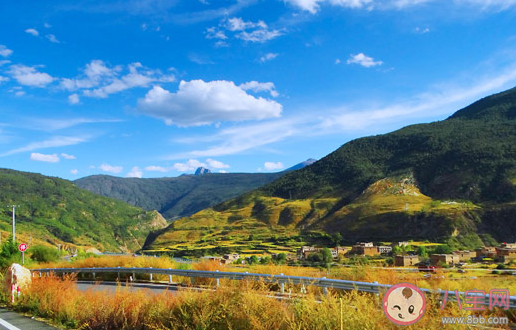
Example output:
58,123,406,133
0,76,9,83
205,27,227,40
239,81,279,97
44,23,52,28
15,91,25,97
22,117,121,131
264,161,284,170
347,53,383,67
8,65,54,87
0,45,13,57
335,58,341,64
1,136,88,156
260,53,279,62
30,153,59,163
415,26,430,33
237,28,283,43
127,166,143,178
61,153,76,159
137,80,282,126
170,117,303,158
283,0,373,13
217,18,283,43
173,159,206,172
46,34,60,43
145,165,171,172
25,28,39,36
68,93,80,104
70,169,79,174
206,158,230,169
219,170,228,173
62,60,175,98
99,163,123,174
0,60,11,66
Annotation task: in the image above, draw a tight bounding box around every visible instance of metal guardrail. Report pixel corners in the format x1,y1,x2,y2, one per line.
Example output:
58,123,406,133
31,267,516,308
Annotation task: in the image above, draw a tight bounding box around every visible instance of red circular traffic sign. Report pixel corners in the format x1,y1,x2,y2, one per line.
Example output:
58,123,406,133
18,243,27,252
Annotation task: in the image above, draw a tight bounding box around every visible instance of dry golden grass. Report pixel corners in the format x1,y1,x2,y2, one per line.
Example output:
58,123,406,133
6,274,513,329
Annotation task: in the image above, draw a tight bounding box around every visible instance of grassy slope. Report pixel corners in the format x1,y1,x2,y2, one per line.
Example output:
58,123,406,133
75,172,284,219
0,168,167,252
145,87,516,253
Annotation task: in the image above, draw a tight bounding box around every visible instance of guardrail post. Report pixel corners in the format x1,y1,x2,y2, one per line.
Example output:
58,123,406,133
321,277,327,295
150,267,153,282
46,271,49,277
190,277,195,285
168,268,172,284
117,266,120,281
373,281,379,297
92,272,95,279
39,272,41,278
280,273,285,294
133,272,136,282
216,270,220,287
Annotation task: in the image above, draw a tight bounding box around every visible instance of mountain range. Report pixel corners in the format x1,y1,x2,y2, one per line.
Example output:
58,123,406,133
75,159,316,219
143,86,516,254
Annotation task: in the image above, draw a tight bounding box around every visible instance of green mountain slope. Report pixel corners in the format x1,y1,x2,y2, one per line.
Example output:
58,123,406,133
75,172,285,219
0,169,167,252
144,87,516,254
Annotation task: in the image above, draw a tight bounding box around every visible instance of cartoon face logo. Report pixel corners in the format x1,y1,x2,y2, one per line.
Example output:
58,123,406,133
383,283,426,326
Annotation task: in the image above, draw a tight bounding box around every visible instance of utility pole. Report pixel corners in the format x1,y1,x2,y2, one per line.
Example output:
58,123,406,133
8,205,19,243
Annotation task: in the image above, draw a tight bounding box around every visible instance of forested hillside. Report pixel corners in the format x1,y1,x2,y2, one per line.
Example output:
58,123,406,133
0,169,167,252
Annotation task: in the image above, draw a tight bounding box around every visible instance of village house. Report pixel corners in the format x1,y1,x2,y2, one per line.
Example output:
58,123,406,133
394,255,419,267
330,247,349,258
453,250,476,262
500,242,516,249
391,241,409,247
430,254,460,266
298,246,348,259
351,242,378,256
221,253,240,264
475,246,496,259
495,247,516,263
377,246,393,254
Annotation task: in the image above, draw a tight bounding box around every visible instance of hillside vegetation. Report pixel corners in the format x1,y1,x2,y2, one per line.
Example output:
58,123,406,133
0,169,167,252
145,86,516,254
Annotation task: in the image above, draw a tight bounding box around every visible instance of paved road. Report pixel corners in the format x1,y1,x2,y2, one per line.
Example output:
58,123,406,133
0,308,58,330
76,280,182,294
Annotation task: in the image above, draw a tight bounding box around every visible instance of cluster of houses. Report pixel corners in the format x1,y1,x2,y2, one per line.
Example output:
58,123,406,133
203,253,240,264
395,242,516,267
297,241,516,267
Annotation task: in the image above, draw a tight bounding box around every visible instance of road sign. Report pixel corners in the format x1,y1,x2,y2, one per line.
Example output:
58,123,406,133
18,243,27,252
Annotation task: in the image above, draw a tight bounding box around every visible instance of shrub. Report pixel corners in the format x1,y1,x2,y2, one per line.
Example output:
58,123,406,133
30,245,60,263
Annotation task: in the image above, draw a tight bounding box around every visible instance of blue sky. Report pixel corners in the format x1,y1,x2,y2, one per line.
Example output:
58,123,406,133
1,0,516,179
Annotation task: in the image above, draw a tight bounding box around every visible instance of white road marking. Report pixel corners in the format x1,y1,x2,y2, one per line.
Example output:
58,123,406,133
0,318,22,330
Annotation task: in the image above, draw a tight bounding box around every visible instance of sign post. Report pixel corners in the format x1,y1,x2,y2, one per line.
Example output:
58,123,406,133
18,243,27,265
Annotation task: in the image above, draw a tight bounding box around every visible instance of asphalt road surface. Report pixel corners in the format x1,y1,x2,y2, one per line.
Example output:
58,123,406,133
76,280,182,293
0,308,58,330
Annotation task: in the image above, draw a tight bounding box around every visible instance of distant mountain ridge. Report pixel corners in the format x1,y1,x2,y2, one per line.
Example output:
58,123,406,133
143,86,516,254
75,159,316,219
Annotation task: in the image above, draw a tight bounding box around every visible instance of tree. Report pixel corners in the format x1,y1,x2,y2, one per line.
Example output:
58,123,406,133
417,246,428,258
0,236,22,268
332,233,343,246
433,244,452,254
321,248,333,264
